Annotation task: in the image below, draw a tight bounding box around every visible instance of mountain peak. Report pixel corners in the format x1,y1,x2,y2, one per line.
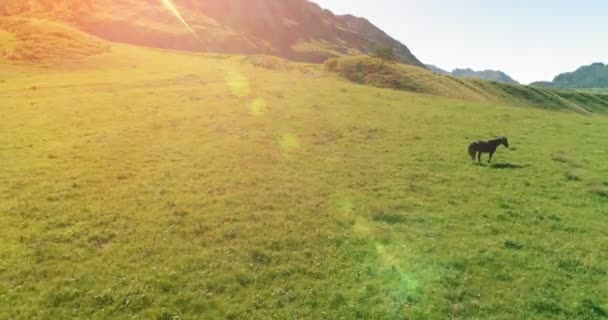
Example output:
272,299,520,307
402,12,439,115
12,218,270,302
531,62,608,89
0,0,425,67
425,64,518,84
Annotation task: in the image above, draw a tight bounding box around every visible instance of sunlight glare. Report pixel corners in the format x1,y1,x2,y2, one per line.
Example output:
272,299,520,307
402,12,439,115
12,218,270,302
160,0,199,39
225,70,251,97
250,98,267,116
280,133,300,151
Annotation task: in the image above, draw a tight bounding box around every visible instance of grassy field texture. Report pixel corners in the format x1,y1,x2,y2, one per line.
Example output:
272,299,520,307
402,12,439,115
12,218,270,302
1,20,608,320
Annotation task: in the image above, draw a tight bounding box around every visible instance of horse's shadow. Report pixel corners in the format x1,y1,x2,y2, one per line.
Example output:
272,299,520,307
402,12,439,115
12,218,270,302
489,162,530,170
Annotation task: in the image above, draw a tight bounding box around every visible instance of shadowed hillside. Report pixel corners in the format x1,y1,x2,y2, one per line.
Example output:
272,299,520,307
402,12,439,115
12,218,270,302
0,0,425,67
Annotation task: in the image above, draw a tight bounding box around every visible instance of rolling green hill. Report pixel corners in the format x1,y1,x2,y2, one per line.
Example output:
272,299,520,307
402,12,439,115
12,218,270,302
1,18,608,320
531,62,608,89
330,56,608,114
0,0,425,67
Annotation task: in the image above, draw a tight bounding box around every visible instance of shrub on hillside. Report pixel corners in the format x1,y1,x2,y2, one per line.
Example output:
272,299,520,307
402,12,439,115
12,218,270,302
324,56,425,92
370,43,396,61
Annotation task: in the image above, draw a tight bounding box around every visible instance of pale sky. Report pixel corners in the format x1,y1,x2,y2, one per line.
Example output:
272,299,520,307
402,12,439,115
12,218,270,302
314,0,608,84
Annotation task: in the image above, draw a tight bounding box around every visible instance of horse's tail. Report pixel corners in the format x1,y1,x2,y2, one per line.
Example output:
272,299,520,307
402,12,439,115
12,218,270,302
468,143,477,160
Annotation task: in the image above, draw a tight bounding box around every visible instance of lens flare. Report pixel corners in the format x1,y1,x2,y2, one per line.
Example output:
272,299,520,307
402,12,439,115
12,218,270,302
225,70,251,97
160,0,199,39
250,98,267,116
280,133,300,151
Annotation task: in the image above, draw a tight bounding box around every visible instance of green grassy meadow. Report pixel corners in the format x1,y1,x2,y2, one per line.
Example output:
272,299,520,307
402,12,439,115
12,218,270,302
2,38,608,319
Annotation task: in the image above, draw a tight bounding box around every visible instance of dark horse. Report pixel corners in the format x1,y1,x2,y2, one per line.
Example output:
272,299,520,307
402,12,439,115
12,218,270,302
468,137,509,164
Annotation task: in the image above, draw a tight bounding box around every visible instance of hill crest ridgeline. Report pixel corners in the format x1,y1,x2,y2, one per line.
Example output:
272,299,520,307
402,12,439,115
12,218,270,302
0,0,425,67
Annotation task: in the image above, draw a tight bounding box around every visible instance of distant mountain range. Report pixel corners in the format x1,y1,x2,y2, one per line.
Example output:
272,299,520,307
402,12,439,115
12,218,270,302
531,63,608,89
425,64,451,76
0,0,425,67
426,64,519,84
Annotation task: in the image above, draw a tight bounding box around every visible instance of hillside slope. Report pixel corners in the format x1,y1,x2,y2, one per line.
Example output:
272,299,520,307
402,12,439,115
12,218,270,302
0,0,425,67
331,56,608,114
0,17,110,64
1,16,606,115
531,62,608,89
426,64,451,75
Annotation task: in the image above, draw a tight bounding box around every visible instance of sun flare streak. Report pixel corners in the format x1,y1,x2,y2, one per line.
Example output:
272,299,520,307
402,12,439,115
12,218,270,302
160,0,199,40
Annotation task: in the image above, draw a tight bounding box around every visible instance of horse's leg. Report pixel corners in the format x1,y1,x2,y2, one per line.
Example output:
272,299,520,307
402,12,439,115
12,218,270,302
469,145,477,163
477,152,482,164
489,151,495,163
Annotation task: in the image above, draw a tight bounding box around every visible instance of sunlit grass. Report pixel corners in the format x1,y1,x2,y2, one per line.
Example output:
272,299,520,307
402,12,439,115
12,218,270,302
1,36,608,319
250,97,267,116
224,69,251,97
279,133,300,151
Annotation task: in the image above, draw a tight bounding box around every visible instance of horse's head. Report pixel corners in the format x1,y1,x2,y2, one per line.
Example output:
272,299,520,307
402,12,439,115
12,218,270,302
502,137,509,148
